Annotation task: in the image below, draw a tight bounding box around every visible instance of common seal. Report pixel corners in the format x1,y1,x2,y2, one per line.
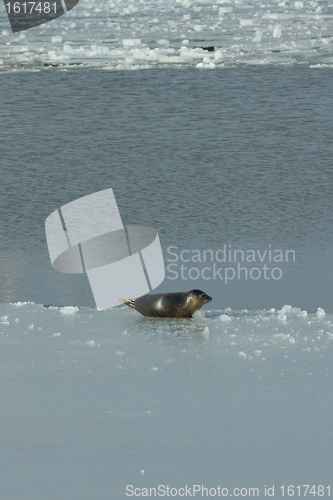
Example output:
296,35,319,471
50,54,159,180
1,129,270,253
119,289,212,318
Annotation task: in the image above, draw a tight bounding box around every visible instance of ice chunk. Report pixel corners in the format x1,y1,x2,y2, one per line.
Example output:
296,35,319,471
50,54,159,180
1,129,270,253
273,333,290,340
220,314,231,322
273,25,282,38
203,326,210,339
297,310,307,317
316,307,326,317
252,30,262,42
51,36,63,43
238,351,246,358
193,310,205,320
122,39,141,47
193,25,205,32
240,19,255,26
59,306,79,314
219,6,233,14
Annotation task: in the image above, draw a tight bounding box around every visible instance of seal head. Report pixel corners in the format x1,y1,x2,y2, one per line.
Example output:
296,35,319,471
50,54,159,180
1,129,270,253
119,289,212,318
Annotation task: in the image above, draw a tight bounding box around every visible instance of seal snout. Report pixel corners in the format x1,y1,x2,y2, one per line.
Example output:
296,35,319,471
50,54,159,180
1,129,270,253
203,293,212,304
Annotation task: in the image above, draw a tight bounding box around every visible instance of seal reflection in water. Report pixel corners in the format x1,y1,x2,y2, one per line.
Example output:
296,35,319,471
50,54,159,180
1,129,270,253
119,290,212,318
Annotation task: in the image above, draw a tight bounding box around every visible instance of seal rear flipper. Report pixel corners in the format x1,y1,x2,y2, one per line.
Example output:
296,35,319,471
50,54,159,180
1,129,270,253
119,298,136,309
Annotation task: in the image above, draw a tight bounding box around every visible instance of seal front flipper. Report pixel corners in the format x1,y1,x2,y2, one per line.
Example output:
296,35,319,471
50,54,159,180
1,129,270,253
119,298,136,310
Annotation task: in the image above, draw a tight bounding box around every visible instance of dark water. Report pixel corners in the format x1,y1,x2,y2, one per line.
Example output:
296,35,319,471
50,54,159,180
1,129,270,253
0,67,333,310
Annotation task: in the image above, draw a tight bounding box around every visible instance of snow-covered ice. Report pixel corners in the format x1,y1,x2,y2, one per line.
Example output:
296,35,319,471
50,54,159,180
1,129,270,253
2,0,333,70
0,301,332,498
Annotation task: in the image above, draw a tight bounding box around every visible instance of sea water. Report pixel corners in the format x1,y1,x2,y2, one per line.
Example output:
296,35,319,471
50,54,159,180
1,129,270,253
0,67,333,310
1,4,333,498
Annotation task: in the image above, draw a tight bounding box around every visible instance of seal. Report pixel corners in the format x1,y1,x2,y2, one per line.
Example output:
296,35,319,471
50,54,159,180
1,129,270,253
119,289,212,318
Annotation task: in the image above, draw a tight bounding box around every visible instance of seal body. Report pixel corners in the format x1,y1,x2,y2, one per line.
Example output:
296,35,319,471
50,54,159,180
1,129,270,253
119,290,212,318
